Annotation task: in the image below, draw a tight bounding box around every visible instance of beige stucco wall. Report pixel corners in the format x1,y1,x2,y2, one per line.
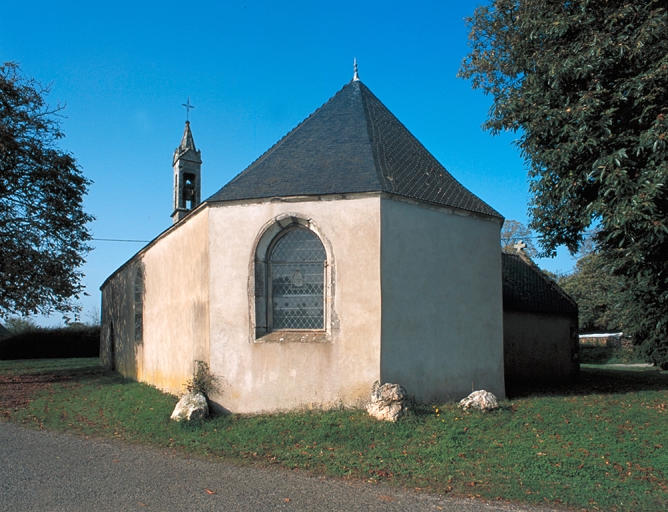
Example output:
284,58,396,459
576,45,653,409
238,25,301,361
207,195,382,413
101,192,511,412
504,311,578,382
140,209,210,392
100,261,142,378
379,197,505,402
101,208,210,393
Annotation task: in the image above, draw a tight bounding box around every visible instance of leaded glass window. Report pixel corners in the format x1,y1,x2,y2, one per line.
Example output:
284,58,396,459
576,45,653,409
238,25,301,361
269,228,325,330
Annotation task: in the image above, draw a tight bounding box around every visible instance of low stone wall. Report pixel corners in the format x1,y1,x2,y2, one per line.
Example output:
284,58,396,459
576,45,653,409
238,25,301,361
579,332,624,348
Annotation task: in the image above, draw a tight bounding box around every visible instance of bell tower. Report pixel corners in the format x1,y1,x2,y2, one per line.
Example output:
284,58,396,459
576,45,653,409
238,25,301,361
171,120,202,224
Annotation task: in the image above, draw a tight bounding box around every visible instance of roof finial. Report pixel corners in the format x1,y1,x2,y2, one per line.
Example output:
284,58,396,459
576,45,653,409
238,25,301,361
182,97,195,122
353,58,359,81
513,240,527,253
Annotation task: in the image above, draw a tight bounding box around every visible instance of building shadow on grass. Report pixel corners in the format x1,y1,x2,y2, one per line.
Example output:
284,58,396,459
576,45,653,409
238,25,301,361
506,365,668,399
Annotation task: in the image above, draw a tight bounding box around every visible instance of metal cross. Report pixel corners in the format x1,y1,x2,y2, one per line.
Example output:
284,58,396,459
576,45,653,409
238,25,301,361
182,97,195,121
513,240,527,252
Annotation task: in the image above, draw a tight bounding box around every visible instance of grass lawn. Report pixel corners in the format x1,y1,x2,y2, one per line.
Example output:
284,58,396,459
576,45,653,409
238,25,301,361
2,358,666,511
0,357,100,376
579,343,645,365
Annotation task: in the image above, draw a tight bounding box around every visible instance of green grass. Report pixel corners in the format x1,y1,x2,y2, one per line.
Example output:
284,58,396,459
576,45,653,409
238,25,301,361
0,357,101,376
579,343,645,364
3,359,667,511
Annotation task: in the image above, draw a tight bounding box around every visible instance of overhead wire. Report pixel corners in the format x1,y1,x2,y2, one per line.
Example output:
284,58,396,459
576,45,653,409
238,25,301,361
92,238,150,243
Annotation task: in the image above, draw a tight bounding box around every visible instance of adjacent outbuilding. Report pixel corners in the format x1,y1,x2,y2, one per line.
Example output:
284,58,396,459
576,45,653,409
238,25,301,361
502,249,579,384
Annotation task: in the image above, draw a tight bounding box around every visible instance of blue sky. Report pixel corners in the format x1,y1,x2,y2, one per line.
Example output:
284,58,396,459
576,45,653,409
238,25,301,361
2,0,577,325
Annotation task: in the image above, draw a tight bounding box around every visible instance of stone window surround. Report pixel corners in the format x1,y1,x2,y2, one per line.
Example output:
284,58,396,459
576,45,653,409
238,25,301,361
250,213,334,343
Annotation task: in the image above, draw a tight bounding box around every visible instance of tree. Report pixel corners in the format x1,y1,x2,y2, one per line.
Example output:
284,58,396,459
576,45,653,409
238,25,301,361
500,219,538,257
0,62,92,319
558,252,625,333
460,1,667,367
2,316,40,335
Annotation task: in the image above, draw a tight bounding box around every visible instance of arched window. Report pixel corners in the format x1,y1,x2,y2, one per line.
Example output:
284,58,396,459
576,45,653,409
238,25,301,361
267,227,326,330
134,267,144,341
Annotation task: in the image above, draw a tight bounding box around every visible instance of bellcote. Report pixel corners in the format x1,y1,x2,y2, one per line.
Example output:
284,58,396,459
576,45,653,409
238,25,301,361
171,121,202,224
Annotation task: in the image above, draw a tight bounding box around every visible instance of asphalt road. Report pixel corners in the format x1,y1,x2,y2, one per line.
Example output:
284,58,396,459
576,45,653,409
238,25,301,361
0,422,561,512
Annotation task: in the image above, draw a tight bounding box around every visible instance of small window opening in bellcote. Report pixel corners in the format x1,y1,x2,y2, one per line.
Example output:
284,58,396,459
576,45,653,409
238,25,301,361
183,173,196,209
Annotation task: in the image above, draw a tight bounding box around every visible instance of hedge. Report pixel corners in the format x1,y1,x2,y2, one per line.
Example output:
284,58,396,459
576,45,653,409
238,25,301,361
0,326,100,359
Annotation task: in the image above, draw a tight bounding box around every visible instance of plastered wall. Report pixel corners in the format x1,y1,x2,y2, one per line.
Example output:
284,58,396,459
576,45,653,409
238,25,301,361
379,197,506,402
207,195,382,413
100,261,143,379
503,311,578,382
101,208,210,393
101,192,510,412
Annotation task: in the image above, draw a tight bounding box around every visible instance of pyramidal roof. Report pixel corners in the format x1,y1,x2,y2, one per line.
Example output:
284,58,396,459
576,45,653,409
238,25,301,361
173,121,201,165
180,121,196,150
207,80,500,218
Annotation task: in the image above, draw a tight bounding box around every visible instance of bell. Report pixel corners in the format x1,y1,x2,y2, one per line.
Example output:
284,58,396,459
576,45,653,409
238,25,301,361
184,181,195,201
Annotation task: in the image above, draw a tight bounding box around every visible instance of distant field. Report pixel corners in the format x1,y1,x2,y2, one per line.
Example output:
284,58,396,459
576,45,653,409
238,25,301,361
0,357,101,376
2,359,666,511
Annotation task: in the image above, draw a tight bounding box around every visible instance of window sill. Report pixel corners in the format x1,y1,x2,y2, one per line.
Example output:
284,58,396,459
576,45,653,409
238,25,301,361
255,330,329,344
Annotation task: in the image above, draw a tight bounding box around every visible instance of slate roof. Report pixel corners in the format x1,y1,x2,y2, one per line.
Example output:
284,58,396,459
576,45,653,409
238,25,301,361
179,121,197,151
502,250,578,315
207,80,501,218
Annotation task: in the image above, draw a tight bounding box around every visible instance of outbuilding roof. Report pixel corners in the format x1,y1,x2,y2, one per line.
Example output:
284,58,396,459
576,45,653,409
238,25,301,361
502,250,578,315
207,80,501,218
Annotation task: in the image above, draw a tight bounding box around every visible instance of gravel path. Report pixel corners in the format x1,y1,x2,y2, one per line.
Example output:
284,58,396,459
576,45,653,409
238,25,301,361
0,422,562,512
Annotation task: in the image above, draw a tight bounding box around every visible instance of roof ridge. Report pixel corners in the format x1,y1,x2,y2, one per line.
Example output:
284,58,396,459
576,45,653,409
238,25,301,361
357,82,393,192
212,82,355,195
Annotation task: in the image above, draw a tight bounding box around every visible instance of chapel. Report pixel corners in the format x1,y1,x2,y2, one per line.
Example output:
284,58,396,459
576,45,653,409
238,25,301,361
101,71,512,413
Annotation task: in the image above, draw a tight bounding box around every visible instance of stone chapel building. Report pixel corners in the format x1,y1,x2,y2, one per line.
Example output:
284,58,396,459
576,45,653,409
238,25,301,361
101,74,512,413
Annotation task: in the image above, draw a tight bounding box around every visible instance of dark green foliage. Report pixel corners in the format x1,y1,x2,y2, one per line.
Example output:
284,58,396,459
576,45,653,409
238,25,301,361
558,252,625,332
2,316,39,334
460,1,667,368
579,343,641,364
0,325,99,359
0,62,93,318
